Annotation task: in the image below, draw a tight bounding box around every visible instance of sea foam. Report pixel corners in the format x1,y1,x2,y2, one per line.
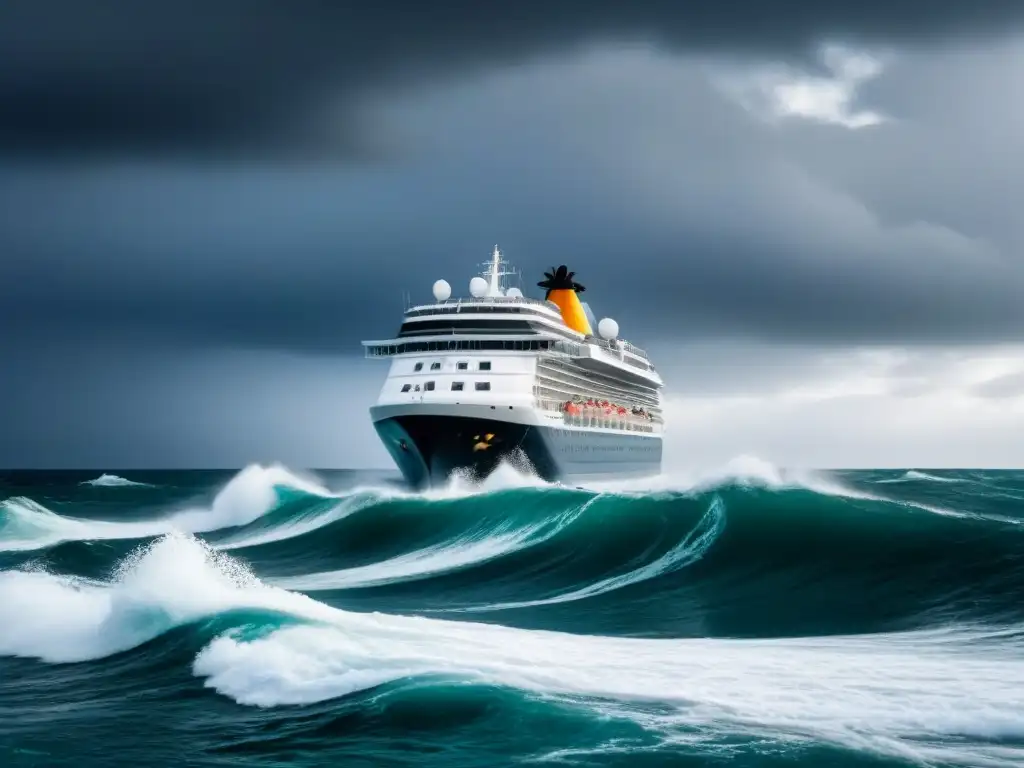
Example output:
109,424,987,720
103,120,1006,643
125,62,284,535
3,532,1024,766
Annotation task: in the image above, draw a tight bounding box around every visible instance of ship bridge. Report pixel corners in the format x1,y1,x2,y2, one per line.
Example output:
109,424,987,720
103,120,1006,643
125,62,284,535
361,246,662,387
396,298,583,341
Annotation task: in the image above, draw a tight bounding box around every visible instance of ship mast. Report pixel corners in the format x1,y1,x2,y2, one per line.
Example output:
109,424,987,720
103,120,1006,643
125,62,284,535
487,244,502,297
482,244,516,297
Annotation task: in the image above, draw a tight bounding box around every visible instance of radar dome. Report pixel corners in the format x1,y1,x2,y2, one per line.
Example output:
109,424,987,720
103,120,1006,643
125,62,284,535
506,287,523,298
432,279,452,301
598,317,619,340
469,276,488,298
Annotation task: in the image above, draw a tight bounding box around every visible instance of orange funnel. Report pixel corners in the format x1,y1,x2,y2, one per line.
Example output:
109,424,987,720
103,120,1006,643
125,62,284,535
538,266,593,336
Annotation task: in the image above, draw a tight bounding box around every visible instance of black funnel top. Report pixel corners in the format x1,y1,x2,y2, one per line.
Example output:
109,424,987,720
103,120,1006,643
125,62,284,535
537,265,586,298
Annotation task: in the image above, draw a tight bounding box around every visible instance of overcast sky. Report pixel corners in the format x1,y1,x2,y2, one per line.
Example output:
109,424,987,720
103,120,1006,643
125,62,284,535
3,1,1024,469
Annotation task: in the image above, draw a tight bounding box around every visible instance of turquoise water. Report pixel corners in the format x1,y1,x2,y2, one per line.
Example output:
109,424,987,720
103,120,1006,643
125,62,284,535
2,464,1024,767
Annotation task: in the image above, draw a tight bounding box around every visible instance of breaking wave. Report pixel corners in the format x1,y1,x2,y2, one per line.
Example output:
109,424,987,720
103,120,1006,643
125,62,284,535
2,532,1024,767
80,473,153,488
1,464,333,552
5,461,1024,766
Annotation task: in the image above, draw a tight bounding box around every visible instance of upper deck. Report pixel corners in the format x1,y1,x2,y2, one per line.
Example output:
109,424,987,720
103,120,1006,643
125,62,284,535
404,295,565,320
361,246,661,387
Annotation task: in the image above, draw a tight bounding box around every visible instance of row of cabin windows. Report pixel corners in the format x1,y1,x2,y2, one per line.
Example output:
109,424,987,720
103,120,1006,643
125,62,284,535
401,381,491,393
414,361,491,373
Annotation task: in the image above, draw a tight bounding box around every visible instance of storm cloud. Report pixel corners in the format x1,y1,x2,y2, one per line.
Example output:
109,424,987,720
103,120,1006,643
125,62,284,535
4,40,1024,351
3,1,1024,159
3,2,1024,466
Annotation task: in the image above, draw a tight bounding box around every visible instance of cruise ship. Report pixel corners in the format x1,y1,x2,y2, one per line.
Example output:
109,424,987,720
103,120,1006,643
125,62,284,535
362,246,664,487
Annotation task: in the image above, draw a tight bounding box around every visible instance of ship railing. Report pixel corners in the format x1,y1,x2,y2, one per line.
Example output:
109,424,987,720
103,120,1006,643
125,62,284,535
363,337,556,357
584,336,652,366
535,398,662,433
406,296,560,315
622,341,649,360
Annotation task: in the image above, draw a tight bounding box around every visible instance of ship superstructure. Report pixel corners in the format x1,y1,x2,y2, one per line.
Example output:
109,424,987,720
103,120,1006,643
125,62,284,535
362,246,664,487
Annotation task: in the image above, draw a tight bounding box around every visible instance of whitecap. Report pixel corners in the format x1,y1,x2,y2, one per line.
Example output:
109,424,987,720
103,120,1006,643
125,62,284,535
3,532,1024,766
81,473,153,488
0,463,336,551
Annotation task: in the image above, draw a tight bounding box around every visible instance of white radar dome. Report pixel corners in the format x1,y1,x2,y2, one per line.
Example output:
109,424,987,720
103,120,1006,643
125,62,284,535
598,317,619,340
469,276,488,298
432,279,452,301
506,287,523,298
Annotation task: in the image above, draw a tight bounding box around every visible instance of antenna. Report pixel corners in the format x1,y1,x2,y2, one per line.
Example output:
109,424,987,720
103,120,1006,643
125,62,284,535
509,263,522,292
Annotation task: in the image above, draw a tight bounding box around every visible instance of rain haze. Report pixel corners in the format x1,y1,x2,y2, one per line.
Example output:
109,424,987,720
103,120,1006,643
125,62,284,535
3,1,1024,469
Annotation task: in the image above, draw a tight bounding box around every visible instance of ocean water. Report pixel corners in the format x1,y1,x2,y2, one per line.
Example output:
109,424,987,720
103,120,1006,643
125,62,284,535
2,461,1024,767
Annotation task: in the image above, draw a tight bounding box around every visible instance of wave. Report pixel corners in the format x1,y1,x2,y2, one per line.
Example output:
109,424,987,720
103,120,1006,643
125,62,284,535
80,473,153,488
0,497,155,553
217,458,558,552
0,457,565,556
583,454,863,497
6,458,1024,634
441,495,726,612
876,470,965,485
256,456,884,586
0,464,338,552
0,455,880,557
273,493,600,591
236,462,1024,634
3,533,1024,767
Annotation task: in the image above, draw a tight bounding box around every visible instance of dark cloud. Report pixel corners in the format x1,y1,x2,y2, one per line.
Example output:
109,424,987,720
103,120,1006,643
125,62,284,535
3,1,1024,160
4,41,1024,356
3,6,1024,469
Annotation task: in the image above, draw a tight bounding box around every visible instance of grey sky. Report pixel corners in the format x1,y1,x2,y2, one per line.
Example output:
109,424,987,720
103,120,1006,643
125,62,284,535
4,1,1023,159
2,3,1024,467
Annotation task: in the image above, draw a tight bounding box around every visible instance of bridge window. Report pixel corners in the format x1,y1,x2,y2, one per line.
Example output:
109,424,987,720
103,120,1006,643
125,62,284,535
457,361,468,370
401,384,411,392
479,361,492,371
475,381,491,391
451,382,464,391
424,381,435,391
430,362,441,371
414,362,423,372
